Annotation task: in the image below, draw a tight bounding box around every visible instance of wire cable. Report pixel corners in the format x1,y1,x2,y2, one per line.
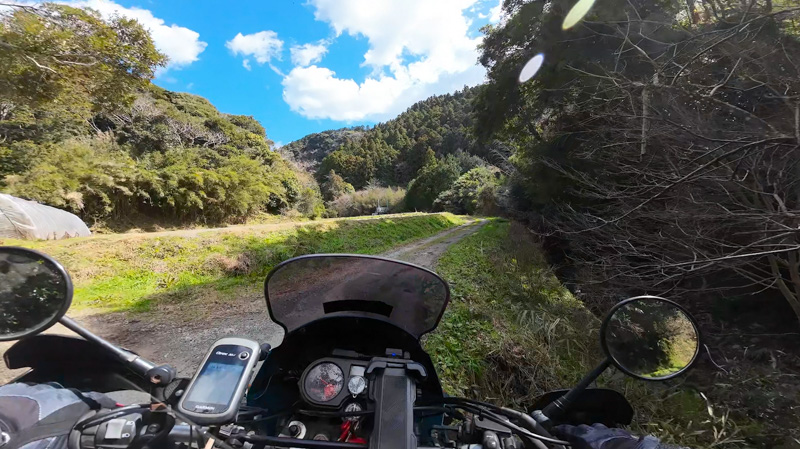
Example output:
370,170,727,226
74,404,150,431
437,399,571,446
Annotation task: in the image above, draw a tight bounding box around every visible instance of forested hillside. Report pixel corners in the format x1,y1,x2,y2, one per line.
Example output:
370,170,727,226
280,127,366,171
0,4,322,229
284,87,487,188
282,87,501,216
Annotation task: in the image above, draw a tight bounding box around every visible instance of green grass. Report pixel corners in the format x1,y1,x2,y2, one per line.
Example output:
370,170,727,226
425,219,597,403
425,219,758,448
4,213,465,313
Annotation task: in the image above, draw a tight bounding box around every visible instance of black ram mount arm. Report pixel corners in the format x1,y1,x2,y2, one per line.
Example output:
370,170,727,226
365,356,427,449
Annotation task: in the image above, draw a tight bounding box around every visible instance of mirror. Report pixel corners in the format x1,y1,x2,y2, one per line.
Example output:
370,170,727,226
0,247,72,341
601,296,700,380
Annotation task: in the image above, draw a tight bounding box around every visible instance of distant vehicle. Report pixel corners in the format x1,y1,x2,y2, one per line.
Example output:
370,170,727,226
372,205,389,215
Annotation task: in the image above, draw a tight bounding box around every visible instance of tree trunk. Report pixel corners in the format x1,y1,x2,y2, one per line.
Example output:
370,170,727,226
768,254,800,326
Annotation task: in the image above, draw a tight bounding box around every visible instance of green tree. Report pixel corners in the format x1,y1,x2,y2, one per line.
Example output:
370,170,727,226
289,170,326,218
405,155,461,211
0,3,167,121
0,140,43,181
139,147,291,221
225,114,267,137
320,170,355,202
0,3,316,227
319,146,369,188
434,166,500,214
3,136,142,219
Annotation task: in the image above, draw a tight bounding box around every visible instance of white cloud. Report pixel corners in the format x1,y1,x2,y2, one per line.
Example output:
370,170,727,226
283,64,484,122
311,0,479,72
65,0,207,70
226,31,283,65
489,0,503,23
283,66,407,121
290,41,329,67
242,59,252,71
282,0,487,121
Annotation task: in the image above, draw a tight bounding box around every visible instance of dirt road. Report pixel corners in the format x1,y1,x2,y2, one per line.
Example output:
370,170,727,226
383,219,485,269
0,219,486,381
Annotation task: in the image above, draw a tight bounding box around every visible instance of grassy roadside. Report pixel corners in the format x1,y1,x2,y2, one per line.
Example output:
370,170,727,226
425,219,756,449
3,213,465,314
425,219,597,404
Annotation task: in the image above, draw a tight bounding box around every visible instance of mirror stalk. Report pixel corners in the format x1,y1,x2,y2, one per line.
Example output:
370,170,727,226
59,316,174,384
537,358,611,424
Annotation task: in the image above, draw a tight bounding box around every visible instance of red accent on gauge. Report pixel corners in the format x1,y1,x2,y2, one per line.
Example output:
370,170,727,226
304,362,344,402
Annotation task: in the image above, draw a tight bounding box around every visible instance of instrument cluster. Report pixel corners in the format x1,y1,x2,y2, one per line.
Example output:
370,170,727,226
300,357,369,408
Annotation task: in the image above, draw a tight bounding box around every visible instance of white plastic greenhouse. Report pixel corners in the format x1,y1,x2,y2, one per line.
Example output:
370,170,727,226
0,193,91,240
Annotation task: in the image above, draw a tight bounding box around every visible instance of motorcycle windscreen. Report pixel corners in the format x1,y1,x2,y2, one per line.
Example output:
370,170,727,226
265,255,450,339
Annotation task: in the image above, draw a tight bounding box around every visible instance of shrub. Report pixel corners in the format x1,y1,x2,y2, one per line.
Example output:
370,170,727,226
139,147,289,221
329,187,406,217
434,166,500,215
321,170,355,202
405,155,461,211
297,189,326,219
225,114,266,137
286,171,326,219
0,140,46,182
4,135,308,224
3,136,142,219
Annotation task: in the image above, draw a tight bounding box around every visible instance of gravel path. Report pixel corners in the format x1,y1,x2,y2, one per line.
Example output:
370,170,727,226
0,219,486,381
382,219,485,269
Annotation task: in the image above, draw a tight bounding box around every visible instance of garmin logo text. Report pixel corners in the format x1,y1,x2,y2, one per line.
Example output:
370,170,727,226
194,404,215,412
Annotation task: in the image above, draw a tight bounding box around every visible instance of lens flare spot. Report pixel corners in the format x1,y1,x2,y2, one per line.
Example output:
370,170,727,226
563,0,597,30
519,54,545,83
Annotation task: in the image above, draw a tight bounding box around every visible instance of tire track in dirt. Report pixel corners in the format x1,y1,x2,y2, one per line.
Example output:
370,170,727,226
381,219,486,269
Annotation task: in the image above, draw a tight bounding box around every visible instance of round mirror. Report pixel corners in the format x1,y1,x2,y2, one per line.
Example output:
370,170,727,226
0,247,72,341
601,296,700,380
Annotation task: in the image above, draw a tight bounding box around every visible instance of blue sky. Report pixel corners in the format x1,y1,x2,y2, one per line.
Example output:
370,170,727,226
67,0,504,145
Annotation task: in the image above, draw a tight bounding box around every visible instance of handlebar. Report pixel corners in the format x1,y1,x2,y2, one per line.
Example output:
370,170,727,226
59,316,177,384
73,387,561,448
168,425,370,449
73,396,564,449
166,421,562,449
167,425,488,449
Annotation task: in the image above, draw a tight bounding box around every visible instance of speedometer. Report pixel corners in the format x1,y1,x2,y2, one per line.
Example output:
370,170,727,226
304,362,344,402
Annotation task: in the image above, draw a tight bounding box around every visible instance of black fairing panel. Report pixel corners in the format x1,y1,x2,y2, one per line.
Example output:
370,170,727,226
4,335,148,392
531,388,634,426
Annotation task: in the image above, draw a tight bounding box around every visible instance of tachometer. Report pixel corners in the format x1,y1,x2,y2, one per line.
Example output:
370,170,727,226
304,362,344,402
